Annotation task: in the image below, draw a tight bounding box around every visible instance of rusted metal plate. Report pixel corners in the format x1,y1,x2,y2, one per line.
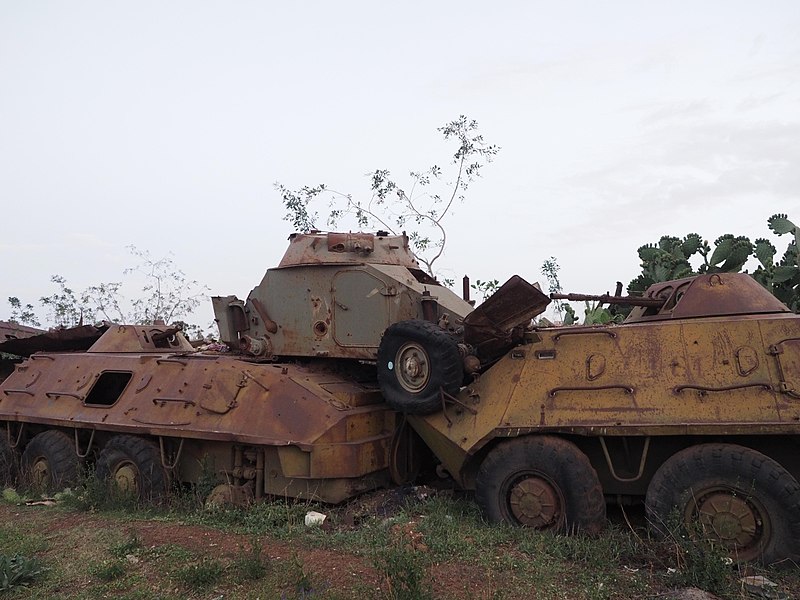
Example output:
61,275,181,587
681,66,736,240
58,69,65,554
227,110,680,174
0,321,44,343
463,275,549,359
0,324,107,356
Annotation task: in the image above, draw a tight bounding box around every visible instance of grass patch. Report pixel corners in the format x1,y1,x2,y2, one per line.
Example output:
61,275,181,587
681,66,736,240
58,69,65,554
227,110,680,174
0,526,48,557
234,538,269,581
280,553,331,599
109,531,142,559
172,557,226,591
0,485,793,599
88,559,126,582
373,540,433,600
145,542,194,563
191,499,311,538
60,467,141,513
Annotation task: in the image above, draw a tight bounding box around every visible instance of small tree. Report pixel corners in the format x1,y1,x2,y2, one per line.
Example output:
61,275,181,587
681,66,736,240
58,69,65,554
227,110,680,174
6,298,40,327
39,275,96,327
124,246,207,327
541,257,570,323
5,247,209,335
277,115,499,279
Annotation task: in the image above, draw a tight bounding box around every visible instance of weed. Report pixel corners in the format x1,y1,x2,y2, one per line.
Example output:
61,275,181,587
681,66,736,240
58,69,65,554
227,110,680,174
281,553,329,599
235,538,269,581
167,455,220,512
373,540,433,600
653,511,737,598
88,559,126,582
543,525,642,567
667,533,736,597
190,498,311,539
59,466,135,512
110,531,142,559
291,553,314,593
410,495,511,562
0,553,44,591
194,454,219,506
173,557,225,590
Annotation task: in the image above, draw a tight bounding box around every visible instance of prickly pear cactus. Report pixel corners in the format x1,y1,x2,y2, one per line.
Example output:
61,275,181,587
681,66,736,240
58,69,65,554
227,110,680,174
753,214,799,311
699,235,753,274
629,214,798,312
628,234,706,295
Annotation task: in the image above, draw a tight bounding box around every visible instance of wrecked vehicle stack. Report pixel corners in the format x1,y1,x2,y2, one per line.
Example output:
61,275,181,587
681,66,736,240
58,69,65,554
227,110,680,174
1,231,799,565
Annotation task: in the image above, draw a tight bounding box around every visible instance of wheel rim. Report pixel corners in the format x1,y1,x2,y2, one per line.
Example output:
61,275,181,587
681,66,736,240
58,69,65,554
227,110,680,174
30,457,50,488
112,462,140,495
506,473,564,529
685,486,770,562
395,342,431,393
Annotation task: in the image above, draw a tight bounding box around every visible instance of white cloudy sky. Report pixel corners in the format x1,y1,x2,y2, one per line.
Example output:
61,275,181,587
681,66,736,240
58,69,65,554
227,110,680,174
1,1,798,326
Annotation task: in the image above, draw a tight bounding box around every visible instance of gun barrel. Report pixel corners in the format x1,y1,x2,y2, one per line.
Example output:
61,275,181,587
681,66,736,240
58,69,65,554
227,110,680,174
550,293,665,307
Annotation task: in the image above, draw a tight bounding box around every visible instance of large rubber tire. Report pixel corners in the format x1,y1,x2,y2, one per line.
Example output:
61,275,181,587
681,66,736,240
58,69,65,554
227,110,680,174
646,444,800,565
377,319,462,415
475,435,606,535
20,430,81,492
0,435,18,486
96,435,168,504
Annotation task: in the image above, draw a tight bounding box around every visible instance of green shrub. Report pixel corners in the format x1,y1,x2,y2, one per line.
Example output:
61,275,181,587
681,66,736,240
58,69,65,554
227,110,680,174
0,553,44,591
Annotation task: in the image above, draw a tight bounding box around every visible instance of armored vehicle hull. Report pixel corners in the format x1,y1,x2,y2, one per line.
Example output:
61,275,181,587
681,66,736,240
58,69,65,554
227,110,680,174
378,273,800,564
0,323,406,503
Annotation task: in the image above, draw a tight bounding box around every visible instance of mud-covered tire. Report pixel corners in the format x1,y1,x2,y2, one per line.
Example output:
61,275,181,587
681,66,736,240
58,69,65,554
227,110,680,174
0,435,18,486
96,435,168,504
377,319,462,415
646,444,800,565
475,435,606,535
20,430,80,492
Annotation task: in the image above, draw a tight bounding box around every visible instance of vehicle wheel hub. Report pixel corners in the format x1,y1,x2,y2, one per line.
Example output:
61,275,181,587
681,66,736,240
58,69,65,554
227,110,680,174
396,343,430,393
31,458,49,487
113,463,139,494
689,488,767,560
509,476,561,528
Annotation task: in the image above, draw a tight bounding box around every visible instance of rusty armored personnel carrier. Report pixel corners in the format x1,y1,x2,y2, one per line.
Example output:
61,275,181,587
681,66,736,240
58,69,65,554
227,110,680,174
0,232,488,505
377,271,800,564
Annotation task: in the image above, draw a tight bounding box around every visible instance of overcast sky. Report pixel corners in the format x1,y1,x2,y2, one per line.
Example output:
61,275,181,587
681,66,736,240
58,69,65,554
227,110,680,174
1,1,798,327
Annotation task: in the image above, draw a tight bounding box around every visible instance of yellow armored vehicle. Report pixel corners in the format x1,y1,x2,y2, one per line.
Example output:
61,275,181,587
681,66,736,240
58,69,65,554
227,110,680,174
377,272,800,565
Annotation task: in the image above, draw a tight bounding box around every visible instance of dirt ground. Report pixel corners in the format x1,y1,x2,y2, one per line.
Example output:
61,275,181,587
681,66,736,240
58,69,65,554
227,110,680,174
1,491,798,600
0,494,526,599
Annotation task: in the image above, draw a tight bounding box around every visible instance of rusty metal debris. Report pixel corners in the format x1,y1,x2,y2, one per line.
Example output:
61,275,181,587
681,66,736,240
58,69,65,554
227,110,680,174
0,324,107,357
